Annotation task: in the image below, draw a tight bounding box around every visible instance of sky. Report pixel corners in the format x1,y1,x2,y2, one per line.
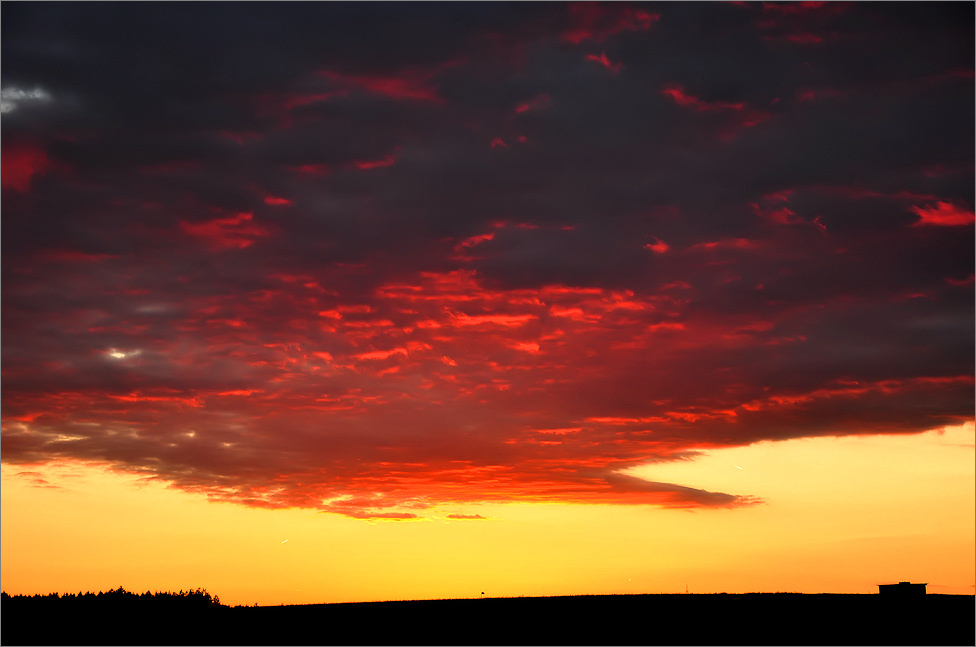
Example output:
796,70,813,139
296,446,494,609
2,2,973,605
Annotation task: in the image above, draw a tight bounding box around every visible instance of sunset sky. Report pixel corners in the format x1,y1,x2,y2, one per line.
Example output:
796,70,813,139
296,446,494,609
2,2,973,606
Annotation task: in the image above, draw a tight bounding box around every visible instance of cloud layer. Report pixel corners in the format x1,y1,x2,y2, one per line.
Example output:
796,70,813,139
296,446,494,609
2,2,972,518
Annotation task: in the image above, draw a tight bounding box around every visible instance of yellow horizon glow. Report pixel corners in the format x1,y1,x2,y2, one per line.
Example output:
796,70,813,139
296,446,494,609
2,422,972,606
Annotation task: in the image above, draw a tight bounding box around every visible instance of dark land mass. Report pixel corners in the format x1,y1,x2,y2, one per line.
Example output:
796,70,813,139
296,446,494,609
2,591,974,645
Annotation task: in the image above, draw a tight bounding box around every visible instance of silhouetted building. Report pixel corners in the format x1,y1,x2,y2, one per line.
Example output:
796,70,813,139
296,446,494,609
878,581,926,596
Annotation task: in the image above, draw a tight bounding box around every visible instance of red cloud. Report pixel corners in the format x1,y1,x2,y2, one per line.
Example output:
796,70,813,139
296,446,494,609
2,258,971,519
252,89,350,129
353,153,397,170
453,232,496,262
586,52,623,74
661,84,770,140
1,143,50,192
911,202,975,227
644,237,670,254
945,274,974,287
562,3,659,44
346,148,402,173
755,1,847,44
179,212,272,250
288,163,330,176
761,1,830,15
253,65,446,129
662,84,746,112
514,94,551,114
751,200,805,226
318,69,443,102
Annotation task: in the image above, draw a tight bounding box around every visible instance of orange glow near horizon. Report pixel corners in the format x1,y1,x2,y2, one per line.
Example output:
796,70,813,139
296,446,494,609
3,423,971,605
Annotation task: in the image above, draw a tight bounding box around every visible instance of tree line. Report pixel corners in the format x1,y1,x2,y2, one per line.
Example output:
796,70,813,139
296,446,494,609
1,586,222,609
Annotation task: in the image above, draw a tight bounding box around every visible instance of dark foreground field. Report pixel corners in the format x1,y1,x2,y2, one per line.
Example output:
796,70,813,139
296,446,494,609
3,592,974,645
